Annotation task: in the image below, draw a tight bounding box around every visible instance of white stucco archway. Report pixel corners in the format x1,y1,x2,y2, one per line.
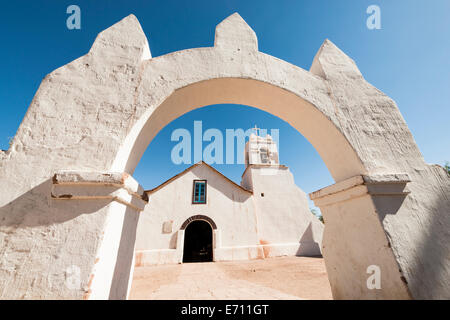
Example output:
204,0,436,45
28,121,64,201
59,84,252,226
0,13,449,300
115,78,365,182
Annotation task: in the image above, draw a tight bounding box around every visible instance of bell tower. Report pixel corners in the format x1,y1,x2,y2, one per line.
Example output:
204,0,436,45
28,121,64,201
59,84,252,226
240,126,323,257
244,126,279,167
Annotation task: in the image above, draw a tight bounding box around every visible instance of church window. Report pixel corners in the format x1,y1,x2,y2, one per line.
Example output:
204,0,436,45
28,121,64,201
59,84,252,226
192,180,207,204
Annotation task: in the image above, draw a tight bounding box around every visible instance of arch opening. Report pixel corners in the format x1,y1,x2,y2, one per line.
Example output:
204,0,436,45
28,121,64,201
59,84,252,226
182,220,213,263
113,77,367,183
124,77,376,299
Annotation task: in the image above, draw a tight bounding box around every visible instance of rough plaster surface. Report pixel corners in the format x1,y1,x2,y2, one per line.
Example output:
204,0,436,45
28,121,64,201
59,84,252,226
0,13,448,299
311,174,413,299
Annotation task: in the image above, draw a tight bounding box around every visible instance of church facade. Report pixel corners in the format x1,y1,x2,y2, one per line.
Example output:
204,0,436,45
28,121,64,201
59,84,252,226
135,133,324,266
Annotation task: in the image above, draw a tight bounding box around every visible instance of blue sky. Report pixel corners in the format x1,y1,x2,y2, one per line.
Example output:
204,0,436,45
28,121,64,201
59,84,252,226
1,1,449,210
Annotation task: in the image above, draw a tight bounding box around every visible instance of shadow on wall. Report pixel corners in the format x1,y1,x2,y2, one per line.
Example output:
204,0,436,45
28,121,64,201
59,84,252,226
169,230,178,249
351,165,449,299
405,166,450,299
296,222,321,257
371,186,409,222
0,178,115,299
0,179,113,228
158,220,181,248
0,177,137,299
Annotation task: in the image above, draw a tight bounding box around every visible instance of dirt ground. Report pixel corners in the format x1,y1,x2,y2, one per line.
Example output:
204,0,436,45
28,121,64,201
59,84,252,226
129,256,332,300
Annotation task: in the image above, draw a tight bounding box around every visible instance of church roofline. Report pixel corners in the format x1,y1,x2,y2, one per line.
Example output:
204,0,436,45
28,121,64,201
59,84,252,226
145,161,253,195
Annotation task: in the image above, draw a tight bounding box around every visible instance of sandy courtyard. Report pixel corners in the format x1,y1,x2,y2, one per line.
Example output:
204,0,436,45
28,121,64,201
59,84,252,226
129,256,332,300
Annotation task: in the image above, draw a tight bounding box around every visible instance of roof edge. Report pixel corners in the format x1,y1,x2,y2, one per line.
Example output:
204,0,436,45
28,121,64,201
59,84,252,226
145,161,253,195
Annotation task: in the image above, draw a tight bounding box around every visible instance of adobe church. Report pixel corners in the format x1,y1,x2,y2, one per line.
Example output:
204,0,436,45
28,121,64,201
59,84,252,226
0,12,448,299
135,131,324,265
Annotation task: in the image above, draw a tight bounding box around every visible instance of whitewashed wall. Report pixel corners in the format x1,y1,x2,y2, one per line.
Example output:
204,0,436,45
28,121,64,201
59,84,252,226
135,164,259,264
242,165,324,256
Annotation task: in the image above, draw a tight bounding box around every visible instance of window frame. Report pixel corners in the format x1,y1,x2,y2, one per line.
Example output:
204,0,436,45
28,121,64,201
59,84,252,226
192,180,207,204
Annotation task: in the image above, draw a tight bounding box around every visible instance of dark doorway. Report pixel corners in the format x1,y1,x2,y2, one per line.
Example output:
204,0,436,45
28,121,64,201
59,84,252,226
183,220,213,263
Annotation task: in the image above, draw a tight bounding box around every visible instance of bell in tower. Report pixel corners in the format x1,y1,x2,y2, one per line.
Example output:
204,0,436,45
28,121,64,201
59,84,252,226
244,126,279,167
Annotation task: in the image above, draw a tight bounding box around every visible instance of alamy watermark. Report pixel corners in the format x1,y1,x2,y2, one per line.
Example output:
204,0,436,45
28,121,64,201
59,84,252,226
170,121,279,166
367,5,381,30
45,264,81,290
65,265,81,290
367,265,381,289
66,5,81,30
